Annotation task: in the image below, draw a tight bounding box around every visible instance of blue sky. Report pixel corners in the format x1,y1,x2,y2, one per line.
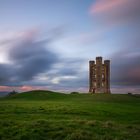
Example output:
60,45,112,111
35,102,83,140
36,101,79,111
0,0,140,93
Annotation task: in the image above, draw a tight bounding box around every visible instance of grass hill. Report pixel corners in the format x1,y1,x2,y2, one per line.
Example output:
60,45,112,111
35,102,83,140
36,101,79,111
5,90,66,100
0,90,140,140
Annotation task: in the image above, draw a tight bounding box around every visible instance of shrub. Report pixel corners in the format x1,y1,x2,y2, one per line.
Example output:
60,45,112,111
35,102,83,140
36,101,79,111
70,92,79,94
8,90,18,96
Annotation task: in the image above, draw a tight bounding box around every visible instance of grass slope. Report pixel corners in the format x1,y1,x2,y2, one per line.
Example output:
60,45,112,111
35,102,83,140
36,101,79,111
0,90,140,140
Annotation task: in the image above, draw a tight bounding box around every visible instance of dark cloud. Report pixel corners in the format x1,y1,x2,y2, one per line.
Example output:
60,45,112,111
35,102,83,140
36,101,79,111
111,46,140,86
0,31,58,86
111,28,140,87
0,64,13,84
52,59,84,76
58,68,77,75
9,39,57,81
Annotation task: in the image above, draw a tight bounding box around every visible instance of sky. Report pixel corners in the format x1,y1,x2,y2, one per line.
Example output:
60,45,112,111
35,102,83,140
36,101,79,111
0,0,140,93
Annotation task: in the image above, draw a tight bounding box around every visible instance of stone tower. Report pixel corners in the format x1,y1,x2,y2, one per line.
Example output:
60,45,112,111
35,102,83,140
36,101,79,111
89,57,111,93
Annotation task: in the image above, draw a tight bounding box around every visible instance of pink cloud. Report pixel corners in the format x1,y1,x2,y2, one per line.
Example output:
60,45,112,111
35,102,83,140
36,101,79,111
0,86,12,92
90,0,128,14
20,86,39,91
89,0,140,25
0,85,48,92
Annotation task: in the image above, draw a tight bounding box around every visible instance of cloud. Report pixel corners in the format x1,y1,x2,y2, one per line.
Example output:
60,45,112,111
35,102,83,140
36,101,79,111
8,39,57,81
0,28,88,92
111,46,140,86
0,64,13,84
0,85,48,92
90,0,140,25
110,23,140,87
51,76,77,84
0,29,59,86
90,0,128,14
46,59,87,84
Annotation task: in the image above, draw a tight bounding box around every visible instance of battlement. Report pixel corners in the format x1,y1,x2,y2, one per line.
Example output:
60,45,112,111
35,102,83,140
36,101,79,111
89,60,95,64
104,60,110,64
96,56,102,60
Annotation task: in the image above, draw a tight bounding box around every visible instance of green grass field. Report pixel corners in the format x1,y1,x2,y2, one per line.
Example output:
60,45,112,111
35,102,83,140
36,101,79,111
0,90,140,140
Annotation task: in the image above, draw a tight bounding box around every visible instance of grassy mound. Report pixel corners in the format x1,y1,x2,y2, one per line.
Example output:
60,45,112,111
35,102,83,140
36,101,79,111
0,91,140,140
4,90,66,100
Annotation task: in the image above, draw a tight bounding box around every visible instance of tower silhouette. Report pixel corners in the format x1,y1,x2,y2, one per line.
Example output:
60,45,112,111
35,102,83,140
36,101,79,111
89,57,111,93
